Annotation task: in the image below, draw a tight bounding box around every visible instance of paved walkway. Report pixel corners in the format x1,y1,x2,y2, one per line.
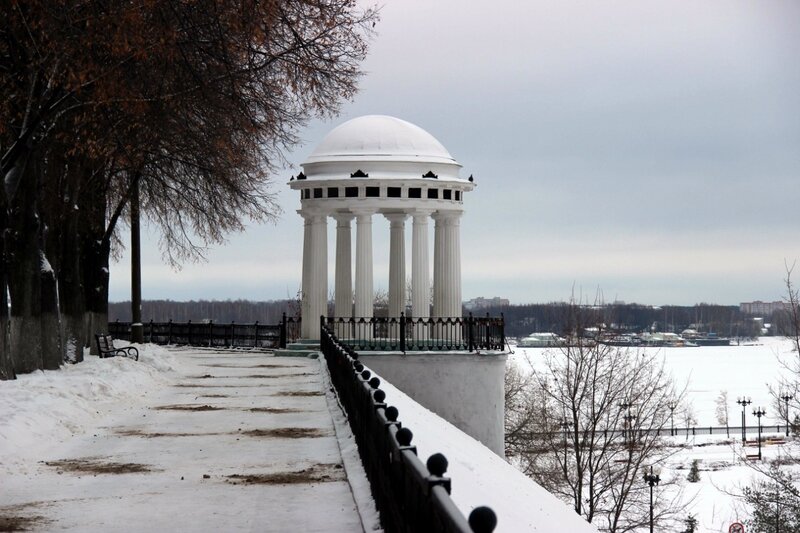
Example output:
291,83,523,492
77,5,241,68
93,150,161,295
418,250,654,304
2,348,365,532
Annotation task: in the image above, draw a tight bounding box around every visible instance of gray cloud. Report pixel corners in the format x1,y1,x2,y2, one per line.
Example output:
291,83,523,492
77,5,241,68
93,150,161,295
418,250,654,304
111,0,800,306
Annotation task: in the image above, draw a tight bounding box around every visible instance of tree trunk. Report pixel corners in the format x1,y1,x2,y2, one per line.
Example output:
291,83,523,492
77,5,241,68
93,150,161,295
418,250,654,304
59,245,87,362
54,157,87,363
84,243,109,354
82,183,109,355
0,206,15,380
7,155,44,374
40,252,62,370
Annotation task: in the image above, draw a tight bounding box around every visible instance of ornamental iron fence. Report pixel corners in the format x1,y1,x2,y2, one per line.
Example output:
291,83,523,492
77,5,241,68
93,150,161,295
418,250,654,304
108,313,301,349
320,322,497,533
325,312,505,352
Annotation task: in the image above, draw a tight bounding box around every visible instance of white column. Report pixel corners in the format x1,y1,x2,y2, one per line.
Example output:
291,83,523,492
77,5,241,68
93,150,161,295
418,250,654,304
432,212,446,317
307,213,328,340
385,213,408,318
444,212,463,318
300,211,313,338
412,210,432,340
353,209,375,319
333,214,354,318
450,214,463,343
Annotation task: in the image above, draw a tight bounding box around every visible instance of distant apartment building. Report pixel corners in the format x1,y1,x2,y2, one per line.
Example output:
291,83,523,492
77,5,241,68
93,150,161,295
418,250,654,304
464,296,510,310
739,300,790,316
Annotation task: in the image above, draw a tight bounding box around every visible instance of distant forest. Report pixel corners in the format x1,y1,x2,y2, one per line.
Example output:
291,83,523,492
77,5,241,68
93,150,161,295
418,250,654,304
109,300,792,338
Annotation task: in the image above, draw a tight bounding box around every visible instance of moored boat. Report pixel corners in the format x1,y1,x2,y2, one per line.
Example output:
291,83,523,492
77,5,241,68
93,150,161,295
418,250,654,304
518,332,566,348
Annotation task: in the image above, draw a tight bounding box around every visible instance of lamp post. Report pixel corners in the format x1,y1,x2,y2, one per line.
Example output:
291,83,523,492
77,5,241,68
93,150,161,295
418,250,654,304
737,396,752,444
624,413,637,450
752,406,766,460
667,402,677,437
560,419,571,473
643,465,661,533
780,392,793,437
619,401,633,445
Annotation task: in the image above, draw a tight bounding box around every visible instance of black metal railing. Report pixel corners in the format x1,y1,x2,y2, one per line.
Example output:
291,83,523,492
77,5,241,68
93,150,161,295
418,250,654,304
108,313,301,349
325,312,505,352
321,322,497,533
658,425,792,438
520,424,794,441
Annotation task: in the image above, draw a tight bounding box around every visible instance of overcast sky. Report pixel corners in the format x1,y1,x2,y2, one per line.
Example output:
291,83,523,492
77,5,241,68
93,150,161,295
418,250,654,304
110,0,800,306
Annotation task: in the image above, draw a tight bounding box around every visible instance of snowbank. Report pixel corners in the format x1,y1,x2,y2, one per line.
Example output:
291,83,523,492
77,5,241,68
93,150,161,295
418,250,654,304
0,344,180,474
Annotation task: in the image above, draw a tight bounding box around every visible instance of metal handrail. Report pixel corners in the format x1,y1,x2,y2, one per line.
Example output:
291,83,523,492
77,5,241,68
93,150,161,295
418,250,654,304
320,322,497,533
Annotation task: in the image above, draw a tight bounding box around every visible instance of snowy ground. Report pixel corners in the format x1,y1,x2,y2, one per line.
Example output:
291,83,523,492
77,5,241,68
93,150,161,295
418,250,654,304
660,435,800,532
0,346,376,532
1,342,598,533
7,338,793,532
510,337,800,532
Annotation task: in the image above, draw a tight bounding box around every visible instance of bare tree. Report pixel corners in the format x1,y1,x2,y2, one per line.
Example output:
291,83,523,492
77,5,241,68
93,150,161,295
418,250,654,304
504,358,539,464
1,0,378,377
715,390,730,438
768,265,800,430
743,464,800,532
784,263,800,354
736,264,800,527
505,299,685,532
681,402,697,439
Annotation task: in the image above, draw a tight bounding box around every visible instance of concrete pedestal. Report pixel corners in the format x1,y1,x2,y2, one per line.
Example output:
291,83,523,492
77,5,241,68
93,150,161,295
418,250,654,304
359,352,507,456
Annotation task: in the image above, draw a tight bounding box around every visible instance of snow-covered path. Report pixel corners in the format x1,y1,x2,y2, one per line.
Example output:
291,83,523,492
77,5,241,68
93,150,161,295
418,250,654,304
1,348,366,532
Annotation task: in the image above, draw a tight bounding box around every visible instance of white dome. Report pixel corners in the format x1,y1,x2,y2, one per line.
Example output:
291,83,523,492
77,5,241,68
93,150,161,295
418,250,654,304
304,115,458,165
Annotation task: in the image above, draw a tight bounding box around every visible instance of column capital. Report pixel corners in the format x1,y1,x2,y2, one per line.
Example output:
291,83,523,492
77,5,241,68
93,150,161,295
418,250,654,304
432,210,463,221
410,208,435,217
384,212,409,225
331,212,355,224
351,208,376,220
298,208,330,222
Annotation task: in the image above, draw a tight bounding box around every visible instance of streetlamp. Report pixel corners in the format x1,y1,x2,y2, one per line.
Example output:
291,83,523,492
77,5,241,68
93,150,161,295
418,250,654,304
643,465,661,533
619,401,633,445
560,419,571,472
624,412,637,450
737,396,752,444
780,392,794,437
752,406,766,460
667,401,677,437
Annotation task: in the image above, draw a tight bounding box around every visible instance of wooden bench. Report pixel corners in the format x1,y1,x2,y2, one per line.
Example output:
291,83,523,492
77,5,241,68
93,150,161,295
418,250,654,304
95,334,139,361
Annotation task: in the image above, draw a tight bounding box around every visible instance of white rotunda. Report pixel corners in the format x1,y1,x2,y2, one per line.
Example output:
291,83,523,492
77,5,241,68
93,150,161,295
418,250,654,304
290,115,475,340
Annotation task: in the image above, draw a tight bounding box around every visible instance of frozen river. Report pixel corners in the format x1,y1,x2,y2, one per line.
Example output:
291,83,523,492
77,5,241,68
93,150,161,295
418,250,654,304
510,337,797,427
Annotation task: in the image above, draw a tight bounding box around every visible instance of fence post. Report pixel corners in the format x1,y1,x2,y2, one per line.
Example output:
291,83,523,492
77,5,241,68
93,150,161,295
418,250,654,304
500,312,506,350
149,319,154,343
208,320,213,347
229,321,235,347
187,320,193,345
280,313,287,349
483,313,489,350
254,321,260,348
167,319,173,344
468,312,475,352
400,312,406,353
